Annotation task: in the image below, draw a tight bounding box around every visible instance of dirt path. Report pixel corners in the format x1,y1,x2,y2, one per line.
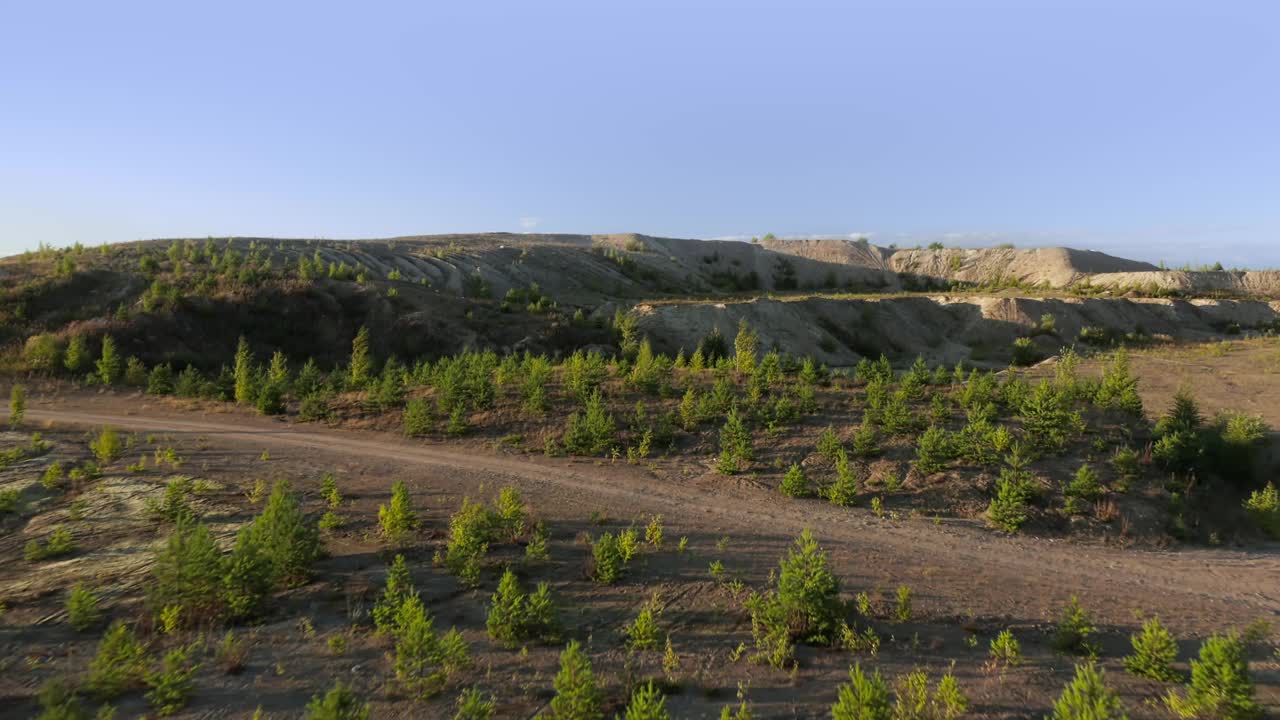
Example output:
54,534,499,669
26,396,1279,637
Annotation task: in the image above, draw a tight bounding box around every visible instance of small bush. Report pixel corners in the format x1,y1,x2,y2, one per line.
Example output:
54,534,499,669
914,426,952,475
548,640,602,720
826,449,859,507
90,426,122,463
990,629,1021,666
9,384,25,427
1050,663,1127,720
379,480,417,540
444,497,494,587
716,408,753,474
780,463,809,498
88,621,147,699
373,554,416,636
894,585,912,622
454,688,495,720
67,584,102,631
26,526,76,561
1124,617,1181,682
831,663,891,720
624,594,662,651
393,595,470,698
403,398,434,437
621,681,669,720
305,681,370,720
1166,634,1260,720
1243,483,1279,538
1053,596,1097,656
145,645,199,716
590,532,626,585
486,567,559,647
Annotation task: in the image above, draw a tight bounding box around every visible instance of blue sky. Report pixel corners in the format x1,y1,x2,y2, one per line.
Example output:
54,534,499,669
2,1,1277,266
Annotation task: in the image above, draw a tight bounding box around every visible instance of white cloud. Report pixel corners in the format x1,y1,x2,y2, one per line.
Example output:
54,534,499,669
518,216,540,231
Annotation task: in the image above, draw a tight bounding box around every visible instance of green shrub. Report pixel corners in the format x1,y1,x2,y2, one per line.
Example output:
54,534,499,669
1065,464,1102,514
746,529,842,667
894,585,912,622
444,497,494,587
87,621,147,699
1050,663,1127,720
817,425,843,462
379,480,418,540
348,326,373,389
9,384,24,427
1011,337,1040,367
1124,617,1181,682
90,426,122,463
892,669,968,720
1020,381,1082,452
144,645,198,716
147,363,175,395
24,333,63,372
1166,634,1259,720
305,681,370,720
619,681,669,720
403,398,434,437
851,423,879,458
41,461,65,490
716,408,753,474
547,640,603,720
1053,596,1097,656
145,476,196,524
831,663,892,720
373,554,416,635
826,449,859,507
1243,482,1279,538
242,480,321,586
495,486,526,540
486,567,559,646
393,595,470,698
624,594,662,651
67,584,102,631
563,390,617,456
780,463,809,498
64,335,90,374
590,532,626,585
1094,349,1143,416
25,526,76,561
34,676,87,720
95,336,122,385
989,629,1021,666
914,425,952,475
734,319,758,375
454,688,495,720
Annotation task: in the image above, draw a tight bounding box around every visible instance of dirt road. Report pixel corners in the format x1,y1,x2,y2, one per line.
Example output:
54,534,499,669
26,396,1280,637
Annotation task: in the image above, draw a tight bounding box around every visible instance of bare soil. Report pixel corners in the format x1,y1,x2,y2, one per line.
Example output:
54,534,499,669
1,385,1276,718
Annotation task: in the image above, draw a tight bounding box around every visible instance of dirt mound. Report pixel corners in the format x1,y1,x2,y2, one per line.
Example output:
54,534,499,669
633,295,1280,367
1085,269,1280,296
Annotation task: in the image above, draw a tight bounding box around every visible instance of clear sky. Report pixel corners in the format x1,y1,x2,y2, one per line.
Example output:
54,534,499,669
2,1,1277,266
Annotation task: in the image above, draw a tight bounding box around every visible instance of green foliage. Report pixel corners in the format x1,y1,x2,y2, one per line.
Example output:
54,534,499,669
64,335,90,374
233,337,255,404
563,390,618,456
989,629,1022,666
242,480,322,586
547,640,602,720
348,326,373,389
781,463,809,498
403,397,434,437
624,594,662,651
24,333,63,372
746,530,842,667
716,408,753,474
379,480,418,540
454,688,495,720
393,594,470,698
444,497,494,587
146,476,195,524
1053,596,1098,656
590,531,626,585
894,585,912,622
734,319,758,375
25,526,77,561
831,664,892,720
826,449,859,507
88,621,147,699
90,426,122,463
1094,349,1143,416
1124,617,1181,683
305,681,370,720
67,584,102,631
1065,464,1102,514
149,520,226,623
1167,634,1260,720
1243,483,1280,538
1153,389,1205,474
147,363,175,395
145,645,199,716
1011,336,1040,367
851,423,879,458
95,336,123,385
9,384,25,427
892,669,968,720
621,681,670,720
1050,663,1128,720
486,567,559,646
495,486,526,540
817,425,843,462
1021,381,1083,452
914,425,952,475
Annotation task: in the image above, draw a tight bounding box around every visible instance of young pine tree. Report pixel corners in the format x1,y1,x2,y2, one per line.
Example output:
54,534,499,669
547,640,603,720
780,463,809,498
379,480,417,540
1123,617,1181,683
1050,663,1127,720
96,336,123,385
